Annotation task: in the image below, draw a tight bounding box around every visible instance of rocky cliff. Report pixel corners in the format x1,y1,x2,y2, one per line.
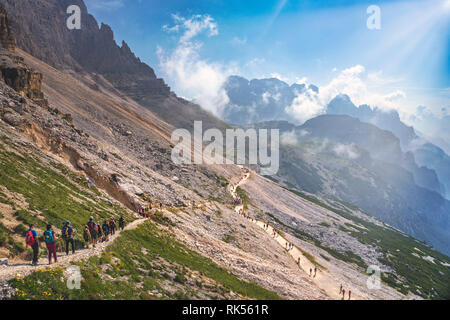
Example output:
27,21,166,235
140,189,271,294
0,0,227,130
0,4,14,51
0,4,47,107
0,0,170,97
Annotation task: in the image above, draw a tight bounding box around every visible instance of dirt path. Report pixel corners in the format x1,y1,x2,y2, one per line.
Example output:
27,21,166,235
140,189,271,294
229,168,359,300
0,217,147,283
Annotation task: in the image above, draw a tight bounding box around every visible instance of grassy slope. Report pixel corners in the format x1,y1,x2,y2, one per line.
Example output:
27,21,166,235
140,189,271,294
284,187,450,300
9,220,280,300
0,129,131,258
0,126,279,300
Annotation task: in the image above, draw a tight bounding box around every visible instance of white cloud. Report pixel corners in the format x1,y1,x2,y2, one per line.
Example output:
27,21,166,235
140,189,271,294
158,14,233,116
281,130,298,145
262,91,281,104
163,14,218,43
231,36,247,46
285,65,409,124
384,90,406,102
270,73,289,82
295,76,308,84
333,144,360,160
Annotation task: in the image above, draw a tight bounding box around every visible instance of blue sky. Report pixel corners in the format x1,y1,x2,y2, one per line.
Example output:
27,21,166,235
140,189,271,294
84,0,450,125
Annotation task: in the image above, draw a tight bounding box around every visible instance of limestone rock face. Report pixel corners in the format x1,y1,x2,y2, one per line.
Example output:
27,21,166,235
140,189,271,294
0,4,47,107
0,4,14,51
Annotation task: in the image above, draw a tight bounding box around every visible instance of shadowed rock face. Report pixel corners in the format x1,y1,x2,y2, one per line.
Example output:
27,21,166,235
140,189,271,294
0,4,47,107
0,4,14,51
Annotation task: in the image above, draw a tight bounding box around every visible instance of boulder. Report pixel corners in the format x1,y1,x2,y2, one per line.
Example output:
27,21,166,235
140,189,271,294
2,112,23,126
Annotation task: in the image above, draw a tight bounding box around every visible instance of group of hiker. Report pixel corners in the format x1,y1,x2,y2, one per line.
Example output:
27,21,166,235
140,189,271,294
84,216,124,248
285,241,294,251
25,215,126,266
339,284,352,300
309,266,318,278
233,197,243,206
137,202,163,218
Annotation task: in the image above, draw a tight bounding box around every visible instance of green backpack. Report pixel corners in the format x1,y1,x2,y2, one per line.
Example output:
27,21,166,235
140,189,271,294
44,230,55,244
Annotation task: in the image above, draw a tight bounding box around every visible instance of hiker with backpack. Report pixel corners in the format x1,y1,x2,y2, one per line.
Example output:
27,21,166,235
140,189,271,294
97,223,103,242
348,290,351,300
62,221,76,255
87,217,98,247
102,221,109,241
83,225,91,248
25,224,39,266
44,224,57,264
119,216,125,231
109,218,116,235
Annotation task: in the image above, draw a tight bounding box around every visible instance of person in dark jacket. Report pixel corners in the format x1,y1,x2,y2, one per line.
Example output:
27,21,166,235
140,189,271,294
25,224,39,266
62,221,75,255
102,221,109,241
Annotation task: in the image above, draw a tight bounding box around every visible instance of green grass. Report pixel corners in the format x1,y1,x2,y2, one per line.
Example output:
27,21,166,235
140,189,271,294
0,133,132,258
9,221,281,300
283,186,450,299
236,186,250,210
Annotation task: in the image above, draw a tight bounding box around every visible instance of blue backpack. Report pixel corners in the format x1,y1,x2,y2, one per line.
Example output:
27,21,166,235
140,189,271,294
44,230,55,244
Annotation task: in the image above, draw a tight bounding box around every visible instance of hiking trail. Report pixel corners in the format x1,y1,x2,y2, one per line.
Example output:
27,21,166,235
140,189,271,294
229,167,361,300
0,217,147,283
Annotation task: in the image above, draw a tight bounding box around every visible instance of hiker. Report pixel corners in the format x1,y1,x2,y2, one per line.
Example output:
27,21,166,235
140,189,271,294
87,217,98,248
109,218,116,235
339,284,343,294
25,224,39,266
309,268,312,277
44,224,57,264
119,216,125,231
314,266,317,278
297,257,301,265
62,221,75,255
348,290,351,300
83,225,91,248
102,221,109,241
159,202,163,209
97,223,103,242
342,289,346,300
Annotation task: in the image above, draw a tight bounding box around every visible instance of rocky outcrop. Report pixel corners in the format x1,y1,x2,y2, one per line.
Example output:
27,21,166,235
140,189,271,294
0,4,14,51
0,4,47,107
0,52,47,106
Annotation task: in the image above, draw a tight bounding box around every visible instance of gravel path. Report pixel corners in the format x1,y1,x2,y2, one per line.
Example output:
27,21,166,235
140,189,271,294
0,217,147,283
229,168,360,300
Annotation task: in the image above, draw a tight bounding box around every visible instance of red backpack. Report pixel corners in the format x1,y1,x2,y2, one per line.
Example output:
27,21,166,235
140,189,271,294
26,230,35,246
